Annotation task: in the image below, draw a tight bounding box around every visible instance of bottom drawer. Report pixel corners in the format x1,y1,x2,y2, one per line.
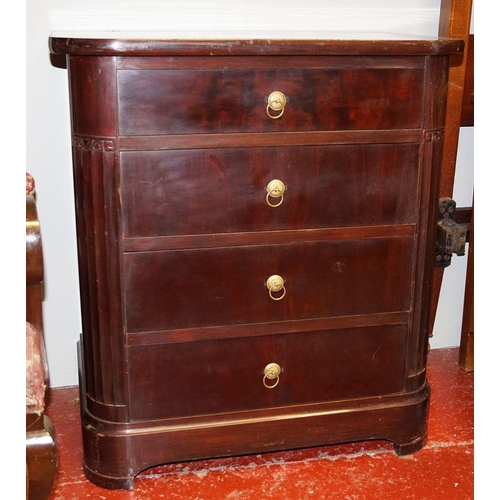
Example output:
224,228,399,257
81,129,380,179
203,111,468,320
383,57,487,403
128,324,408,421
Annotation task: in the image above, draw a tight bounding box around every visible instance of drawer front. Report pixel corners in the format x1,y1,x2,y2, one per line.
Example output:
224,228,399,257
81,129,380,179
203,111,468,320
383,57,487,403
118,65,423,135
120,144,420,238
128,324,408,420
123,237,413,333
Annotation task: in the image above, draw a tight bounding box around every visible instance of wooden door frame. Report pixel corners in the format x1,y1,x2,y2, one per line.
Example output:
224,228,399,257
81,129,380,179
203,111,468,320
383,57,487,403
429,0,473,369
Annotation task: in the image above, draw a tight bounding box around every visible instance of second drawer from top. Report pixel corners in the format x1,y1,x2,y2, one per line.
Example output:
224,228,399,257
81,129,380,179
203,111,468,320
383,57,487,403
123,236,414,334
120,143,420,238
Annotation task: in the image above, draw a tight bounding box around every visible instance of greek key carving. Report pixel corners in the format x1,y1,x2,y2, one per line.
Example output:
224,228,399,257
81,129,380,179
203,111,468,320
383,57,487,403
423,129,444,142
73,136,115,151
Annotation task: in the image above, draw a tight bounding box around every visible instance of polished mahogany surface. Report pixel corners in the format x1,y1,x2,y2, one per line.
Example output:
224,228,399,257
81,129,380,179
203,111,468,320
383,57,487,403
123,238,413,332
49,34,464,56
50,35,461,490
120,144,420,237
26,195,58,499
128,325,407,420
117,62,424,135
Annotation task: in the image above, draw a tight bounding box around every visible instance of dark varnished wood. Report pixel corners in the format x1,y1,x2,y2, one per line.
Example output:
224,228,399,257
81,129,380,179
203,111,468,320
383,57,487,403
79,343,430,489
128,325,408,420
49,36,463,57
26,196,45,341
122,224,415,253
26,417,58,500
118,63,423,135
26,196,58,499
50,36,460,489
407,55,450,378
459,201,474,370
68,56,128,418
117,129,422,150
126,311,410,346
461,34,474,127
26,196,44,286
123,237,413,333
120,144,420,237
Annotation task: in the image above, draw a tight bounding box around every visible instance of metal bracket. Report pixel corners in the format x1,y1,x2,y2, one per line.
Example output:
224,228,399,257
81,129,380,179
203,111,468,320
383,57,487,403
435,198,467,268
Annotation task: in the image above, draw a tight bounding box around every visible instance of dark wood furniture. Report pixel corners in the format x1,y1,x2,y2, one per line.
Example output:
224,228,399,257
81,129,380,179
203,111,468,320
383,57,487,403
26,175,58,499
49,35,463,490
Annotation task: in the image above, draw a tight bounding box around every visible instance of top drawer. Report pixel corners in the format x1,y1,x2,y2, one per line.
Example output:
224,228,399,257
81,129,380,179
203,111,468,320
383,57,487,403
117,59,424,135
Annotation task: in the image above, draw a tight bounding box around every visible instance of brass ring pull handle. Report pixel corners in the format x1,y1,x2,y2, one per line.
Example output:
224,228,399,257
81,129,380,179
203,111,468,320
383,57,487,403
263,362,281,389
267,275,286,301
266,179,286,208
266,91,287,119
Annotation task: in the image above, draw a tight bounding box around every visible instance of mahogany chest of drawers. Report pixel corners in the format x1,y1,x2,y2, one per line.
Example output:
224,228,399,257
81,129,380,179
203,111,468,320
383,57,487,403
49,35,463,490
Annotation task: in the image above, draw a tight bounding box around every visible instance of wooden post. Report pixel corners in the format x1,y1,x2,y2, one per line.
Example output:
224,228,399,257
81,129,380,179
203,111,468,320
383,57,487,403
428,0,473,347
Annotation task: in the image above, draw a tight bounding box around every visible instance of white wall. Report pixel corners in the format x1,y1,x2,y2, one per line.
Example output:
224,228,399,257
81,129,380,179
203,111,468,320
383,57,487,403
27,1,82,389
26,0,474,388
431,127,474,348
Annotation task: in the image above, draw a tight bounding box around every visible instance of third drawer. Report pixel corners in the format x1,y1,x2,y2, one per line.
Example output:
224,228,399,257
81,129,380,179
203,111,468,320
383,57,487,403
123,236,414,334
